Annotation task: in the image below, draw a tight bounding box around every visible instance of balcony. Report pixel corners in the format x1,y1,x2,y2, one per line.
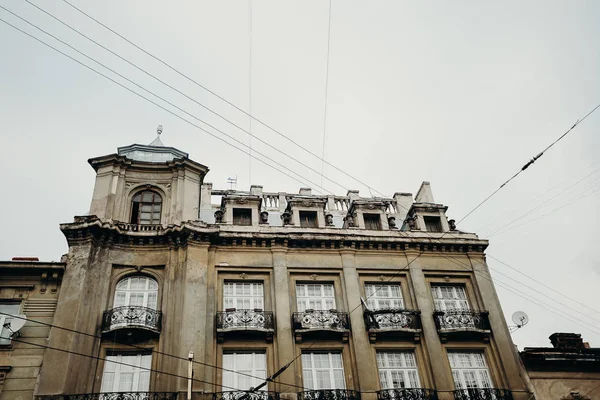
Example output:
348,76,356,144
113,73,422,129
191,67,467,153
377,389,438,400
209,391,280,400
298,390,360,400
292,310,350,343
453,389,514,400
216,309,275,342
433,310,490,342
364,309,422,343
101,306,162,338
36,393,178,400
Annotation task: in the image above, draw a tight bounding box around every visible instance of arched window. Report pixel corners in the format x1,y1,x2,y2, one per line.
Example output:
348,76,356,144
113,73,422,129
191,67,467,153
130,190,162,225
114,276,158,309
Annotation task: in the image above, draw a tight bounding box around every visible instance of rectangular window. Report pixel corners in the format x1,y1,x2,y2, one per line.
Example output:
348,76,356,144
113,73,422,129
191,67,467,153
296,283,336,312
423,216,442,232
431,285,470,311
363,213,382,230
448,352,493,389
299,211,318,228
365,284,404,310
302,352,345,390
0,303,21,345
376,352,420,389
223,282,264,310
101,352,152,392
233,208,252,226
223,352,267,390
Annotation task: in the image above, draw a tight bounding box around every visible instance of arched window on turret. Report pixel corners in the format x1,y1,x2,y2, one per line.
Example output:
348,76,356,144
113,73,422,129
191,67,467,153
130,190,162,225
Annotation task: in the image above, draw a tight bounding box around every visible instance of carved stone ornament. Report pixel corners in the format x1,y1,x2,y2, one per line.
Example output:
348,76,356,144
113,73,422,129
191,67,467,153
302,200,314,207
125,182,134,189
407,215,416,230
366,204,376,210
239,273,248,279
281,211,292,226
309,274,318,280
325,213,334,226
443,276,451,282
448,219,457,230
214,209,224,223
235,199,249,205
378,275,386,281
344,213,355,228
260,211,269,224
388,216,397,229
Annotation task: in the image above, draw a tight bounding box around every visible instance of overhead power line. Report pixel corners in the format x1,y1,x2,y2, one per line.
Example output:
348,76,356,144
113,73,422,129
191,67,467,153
320,0,332,188
15,2,336,195
458,102,600,225
60,0,389,197
0,334,237,391
0,12,332,196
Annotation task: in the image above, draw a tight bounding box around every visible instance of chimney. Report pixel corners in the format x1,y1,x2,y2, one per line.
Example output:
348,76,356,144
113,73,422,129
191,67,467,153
299,188,312,196
549,333,585,350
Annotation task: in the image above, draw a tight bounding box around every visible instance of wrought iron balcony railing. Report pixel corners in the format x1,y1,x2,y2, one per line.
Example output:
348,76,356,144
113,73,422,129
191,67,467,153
364,309,421,330
453,388,513,400
216,309,275,331
102,306,162,334
297,390,360,400
210,391,279,400
293,310,350,331
433,310,490,332
36,392,178,400
377,388,438,400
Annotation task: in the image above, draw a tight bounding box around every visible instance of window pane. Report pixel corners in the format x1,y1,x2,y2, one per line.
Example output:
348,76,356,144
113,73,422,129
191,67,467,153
377,352,420,389
448,352,493,390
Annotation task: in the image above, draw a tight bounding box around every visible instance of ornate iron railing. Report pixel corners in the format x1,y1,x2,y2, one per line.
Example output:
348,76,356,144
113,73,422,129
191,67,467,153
453,389,513,400
210,391,279,400
434,310,490,331
102,306,162,333
37,393,178,400
377,389,438,400
216,309,274,331
293,310,350,331
298,390,360,400
364,309,421,331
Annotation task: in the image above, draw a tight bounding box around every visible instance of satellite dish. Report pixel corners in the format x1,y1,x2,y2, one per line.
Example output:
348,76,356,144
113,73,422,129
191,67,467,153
511,311,529,327
6,314,27,333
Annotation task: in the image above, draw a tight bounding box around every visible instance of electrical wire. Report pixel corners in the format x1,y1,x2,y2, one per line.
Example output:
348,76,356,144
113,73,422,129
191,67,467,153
0,312,306,391
23,0,360,197
2,5,334,196
0,334,237,391
487,254,600,316
60,0,390,198
320,0,332,189
457,102,600,225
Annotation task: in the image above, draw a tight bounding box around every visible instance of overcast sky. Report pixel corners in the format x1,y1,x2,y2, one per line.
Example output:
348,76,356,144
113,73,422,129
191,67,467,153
1,1,599,350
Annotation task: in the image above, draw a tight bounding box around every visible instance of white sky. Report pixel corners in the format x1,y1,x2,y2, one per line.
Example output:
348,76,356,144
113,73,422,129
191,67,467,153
0,1,599,350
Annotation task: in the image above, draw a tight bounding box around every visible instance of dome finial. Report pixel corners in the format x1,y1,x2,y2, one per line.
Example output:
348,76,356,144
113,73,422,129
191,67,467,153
157,125,163,136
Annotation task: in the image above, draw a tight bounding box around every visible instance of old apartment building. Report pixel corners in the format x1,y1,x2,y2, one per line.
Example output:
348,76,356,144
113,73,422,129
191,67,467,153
31,134,533,400
0,258,64,400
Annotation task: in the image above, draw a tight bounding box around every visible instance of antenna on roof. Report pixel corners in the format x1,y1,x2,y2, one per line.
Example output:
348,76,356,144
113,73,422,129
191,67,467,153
509,311,529,333
227,175,238,191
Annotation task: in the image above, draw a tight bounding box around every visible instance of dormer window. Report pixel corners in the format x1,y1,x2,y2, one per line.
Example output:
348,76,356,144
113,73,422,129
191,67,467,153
233,208,252,226
299,211,318,228
363,213,382,230
130,190,162,225
424,216,442,232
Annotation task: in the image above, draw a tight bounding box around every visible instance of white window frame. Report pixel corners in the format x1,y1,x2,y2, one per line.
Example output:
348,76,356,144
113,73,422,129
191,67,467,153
222,351,267,391
114,276,158,309
101,352,152,392
302,352,346,390
365,284,404,310
448,352,493,390
223,282,265,310
296,283,336,312
0,303,21,346
431,285,470,311
376,351,421,389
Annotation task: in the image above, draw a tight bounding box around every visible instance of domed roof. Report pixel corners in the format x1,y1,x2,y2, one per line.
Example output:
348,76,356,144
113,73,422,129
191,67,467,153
117,126,188,163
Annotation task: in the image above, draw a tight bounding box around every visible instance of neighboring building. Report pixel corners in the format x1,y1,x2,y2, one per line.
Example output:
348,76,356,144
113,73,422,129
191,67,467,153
34,132,533,400
0,258,65,400
520,333,600,400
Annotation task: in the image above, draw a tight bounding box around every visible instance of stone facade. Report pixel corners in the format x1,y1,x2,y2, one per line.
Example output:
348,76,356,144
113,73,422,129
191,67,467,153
31,137,532,400
520,333,600,400
0,259,65,400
